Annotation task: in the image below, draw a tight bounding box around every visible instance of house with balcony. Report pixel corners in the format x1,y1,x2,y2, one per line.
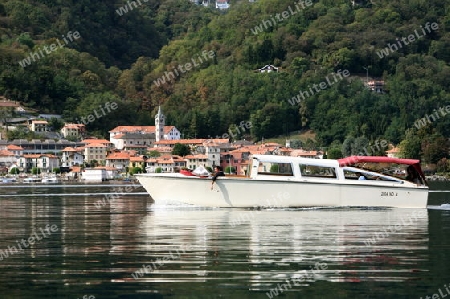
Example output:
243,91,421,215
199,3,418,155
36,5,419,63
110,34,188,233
105,152,130,171
61,147,84,167
145,155,187,173
184,154,208,170
18,154,60,172
30,120,49,132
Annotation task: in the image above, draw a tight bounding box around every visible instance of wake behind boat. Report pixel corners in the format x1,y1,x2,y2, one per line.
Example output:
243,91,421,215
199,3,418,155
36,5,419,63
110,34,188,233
135,155,429,208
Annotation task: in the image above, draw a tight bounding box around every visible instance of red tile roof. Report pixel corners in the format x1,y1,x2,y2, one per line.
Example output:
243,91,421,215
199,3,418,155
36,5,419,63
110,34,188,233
85,143,107,148
106,152,130,160
0,150,14,156
6,144,24,150
63,123,85,129
82,139,111,144
109,126,176,135
23,154,41,158
130,156,145,162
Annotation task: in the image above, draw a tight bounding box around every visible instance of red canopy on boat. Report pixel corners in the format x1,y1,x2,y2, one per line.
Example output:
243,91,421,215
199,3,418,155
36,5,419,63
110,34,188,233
338,156,420,166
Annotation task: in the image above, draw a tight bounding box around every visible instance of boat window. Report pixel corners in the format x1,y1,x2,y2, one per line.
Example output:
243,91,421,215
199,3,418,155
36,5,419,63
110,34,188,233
344,169,362,180
257,162,293,176
299,164,336,178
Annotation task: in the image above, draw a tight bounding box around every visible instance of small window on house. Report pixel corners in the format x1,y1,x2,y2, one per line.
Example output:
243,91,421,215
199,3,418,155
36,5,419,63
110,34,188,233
257,162,293,176
299,164,336,179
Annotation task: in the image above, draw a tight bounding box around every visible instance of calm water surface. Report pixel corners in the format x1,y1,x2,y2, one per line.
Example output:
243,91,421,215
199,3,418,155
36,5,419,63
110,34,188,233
0,182,450,298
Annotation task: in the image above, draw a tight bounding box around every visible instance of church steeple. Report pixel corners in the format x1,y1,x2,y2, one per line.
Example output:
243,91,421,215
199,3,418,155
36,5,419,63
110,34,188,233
155,106,165,142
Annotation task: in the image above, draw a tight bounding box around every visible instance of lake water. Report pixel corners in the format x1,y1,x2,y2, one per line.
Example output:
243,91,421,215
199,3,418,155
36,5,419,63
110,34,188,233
0,182,450,299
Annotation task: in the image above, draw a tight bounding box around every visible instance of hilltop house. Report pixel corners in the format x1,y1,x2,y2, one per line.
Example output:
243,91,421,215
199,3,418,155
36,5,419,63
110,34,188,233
30,120,49,132
61,123,86,139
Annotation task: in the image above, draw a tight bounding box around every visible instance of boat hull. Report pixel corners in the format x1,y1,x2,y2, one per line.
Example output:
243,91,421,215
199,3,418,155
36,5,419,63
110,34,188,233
135,174,428,208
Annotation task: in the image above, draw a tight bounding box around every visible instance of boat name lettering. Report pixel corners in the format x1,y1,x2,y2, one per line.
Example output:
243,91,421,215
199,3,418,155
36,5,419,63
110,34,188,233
381,191,398,196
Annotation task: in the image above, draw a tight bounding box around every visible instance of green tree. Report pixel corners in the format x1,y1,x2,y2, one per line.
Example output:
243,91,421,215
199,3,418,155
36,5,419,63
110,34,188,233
155,167,162,173
129,167,142,175
172,143,191,157
269,164,279,173
327,147,343,159
9,167,19,175
147,150,161,158
31,167,41,175
48,118,64,132
399,129,422,159
421,134,449,164
225,166,235,174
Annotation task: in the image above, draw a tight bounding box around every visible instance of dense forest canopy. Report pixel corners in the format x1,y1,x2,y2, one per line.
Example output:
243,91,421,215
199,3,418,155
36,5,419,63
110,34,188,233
0,0,450,163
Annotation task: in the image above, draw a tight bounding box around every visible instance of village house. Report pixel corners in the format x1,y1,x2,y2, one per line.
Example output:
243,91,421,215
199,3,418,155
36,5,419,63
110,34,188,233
387,146,401,158
84,143,107,164
109,107,181,150
290,149,323,159
0,149,16,168
61,123,86,139
61,147,84,167
215,0,230,9
221,148,251,175
29,120,49,132
184,154,208,170
18,154,60,172
6,144,24,156
105,151,130,171
81,138,113,149
145,155,186,173
129,156,146,170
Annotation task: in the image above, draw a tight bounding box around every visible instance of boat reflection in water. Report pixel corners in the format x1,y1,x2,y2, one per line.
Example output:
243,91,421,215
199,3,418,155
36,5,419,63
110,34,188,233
140,204,429,290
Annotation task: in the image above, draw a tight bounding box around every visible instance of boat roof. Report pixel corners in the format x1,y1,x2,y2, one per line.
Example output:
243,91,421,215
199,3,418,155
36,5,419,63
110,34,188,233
338,156,420,166
251,155,339,167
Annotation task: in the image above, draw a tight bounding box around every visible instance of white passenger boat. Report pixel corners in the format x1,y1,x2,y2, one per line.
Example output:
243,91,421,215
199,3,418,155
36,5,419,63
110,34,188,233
41,176,60,183
1,177,17,183
23,177,42,183
135,155,429,208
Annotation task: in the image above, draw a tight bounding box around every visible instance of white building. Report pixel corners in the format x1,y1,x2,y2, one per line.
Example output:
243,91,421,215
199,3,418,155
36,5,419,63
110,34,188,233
105,152,130,170
145,155,186,173
61,147,84,167
30,120,49,132
18,154,60,172
205,143,221,167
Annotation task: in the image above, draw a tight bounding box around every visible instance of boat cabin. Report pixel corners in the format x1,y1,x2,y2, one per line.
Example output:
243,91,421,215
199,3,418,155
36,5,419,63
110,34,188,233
249,155,426,186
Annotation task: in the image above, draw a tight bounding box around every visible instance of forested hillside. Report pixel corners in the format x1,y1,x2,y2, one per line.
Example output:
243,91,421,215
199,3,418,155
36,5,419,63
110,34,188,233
1,0,450,164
